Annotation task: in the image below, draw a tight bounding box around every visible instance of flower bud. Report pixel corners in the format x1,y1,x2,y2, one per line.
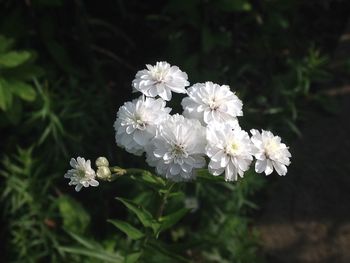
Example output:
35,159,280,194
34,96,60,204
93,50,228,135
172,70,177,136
96,166,111,180
95,157,109,167
184,197,199,212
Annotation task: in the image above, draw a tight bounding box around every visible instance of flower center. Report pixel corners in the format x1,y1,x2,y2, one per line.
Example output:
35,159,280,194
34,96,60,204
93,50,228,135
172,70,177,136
77,169,86,179
172,144,186,156
152,68,167,83
136,119,146,130
226,141,240,156
264,139,279,157
208,97,219,110
133,116,146,130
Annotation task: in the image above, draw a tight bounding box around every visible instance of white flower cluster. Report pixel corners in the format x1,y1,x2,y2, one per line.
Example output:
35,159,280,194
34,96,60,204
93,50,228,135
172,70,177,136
115,61,291,182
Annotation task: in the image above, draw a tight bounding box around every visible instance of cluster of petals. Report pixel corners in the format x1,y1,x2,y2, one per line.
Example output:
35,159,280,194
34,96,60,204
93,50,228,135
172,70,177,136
146,114,206,181
206,122,255,181
127,61,290,181
182,81,243,125
114,96,171,155
64,157,99,191
65,61,292,190
250,129,291,176
132,61,189,101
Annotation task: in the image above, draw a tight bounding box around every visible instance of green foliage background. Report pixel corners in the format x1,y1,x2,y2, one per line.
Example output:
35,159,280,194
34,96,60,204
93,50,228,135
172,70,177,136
0,0,349,262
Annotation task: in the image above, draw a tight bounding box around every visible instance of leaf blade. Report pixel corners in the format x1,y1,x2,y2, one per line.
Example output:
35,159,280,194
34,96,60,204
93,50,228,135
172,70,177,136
0,51,31,68
108,219,145,240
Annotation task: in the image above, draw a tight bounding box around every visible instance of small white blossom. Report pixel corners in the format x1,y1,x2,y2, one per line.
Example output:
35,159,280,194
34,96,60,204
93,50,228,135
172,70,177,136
182,81,243,125
206,123,255,181
132,61,189,101
146,114,206,181
64,157,99,192
114,96,171,155
250,129,291,176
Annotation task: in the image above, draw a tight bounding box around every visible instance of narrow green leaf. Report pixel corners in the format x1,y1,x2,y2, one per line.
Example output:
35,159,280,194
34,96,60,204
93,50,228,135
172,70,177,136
140,170,166,187
66,231,99,250
8,80,36,101
127,168,166,188
159,208,189,233
108,219,145,240
116,197,153,226
0,51,31,68
59,246,124,263
116,197,160,233
0,78,13,110
285,119,302,137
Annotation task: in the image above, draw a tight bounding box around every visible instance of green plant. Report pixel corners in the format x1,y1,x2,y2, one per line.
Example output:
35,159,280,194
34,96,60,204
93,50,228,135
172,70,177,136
1,148,62,263
0,35,42,123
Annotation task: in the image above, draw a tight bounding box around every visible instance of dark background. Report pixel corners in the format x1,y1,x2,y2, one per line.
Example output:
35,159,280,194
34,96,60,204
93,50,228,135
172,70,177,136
1,0,350,262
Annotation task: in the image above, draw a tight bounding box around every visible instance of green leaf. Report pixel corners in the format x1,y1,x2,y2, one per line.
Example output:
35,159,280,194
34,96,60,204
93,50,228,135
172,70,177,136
59,246,124,263
0,51,31,68
159,208,189,233
0,78,13,110
116,197,160,233
57,195,90,234
139,170,166,187
108,219,145,240
125,252,142,263
127,169,166,189
284,119,302,137
8,80,36,101
66,231,101,250
62,231,124,262
0,35,14,53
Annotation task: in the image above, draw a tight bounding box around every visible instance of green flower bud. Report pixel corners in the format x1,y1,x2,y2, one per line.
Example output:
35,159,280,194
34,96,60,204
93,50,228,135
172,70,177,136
96,166,111,180
95,157,109,167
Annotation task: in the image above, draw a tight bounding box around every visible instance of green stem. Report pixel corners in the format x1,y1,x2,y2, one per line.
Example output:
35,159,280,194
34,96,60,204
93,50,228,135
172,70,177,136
108,167,166,185
156,182,175,219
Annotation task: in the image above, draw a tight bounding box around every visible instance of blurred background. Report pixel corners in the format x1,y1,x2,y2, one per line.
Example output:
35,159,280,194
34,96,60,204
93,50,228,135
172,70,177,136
0,0,350,262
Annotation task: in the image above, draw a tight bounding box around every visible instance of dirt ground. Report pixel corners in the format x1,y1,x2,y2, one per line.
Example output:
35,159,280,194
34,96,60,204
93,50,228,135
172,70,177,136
258,17,350,263
256,21,350,263
257,94,350,263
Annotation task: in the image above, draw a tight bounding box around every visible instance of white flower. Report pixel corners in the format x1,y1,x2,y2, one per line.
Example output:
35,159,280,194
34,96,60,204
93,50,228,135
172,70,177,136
207,118,241,131
182,81,243,125
114,96,171,155
132,61,189,101
146,114,206,181
64,157,99,192
250,129,291,176
206,124,255,181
